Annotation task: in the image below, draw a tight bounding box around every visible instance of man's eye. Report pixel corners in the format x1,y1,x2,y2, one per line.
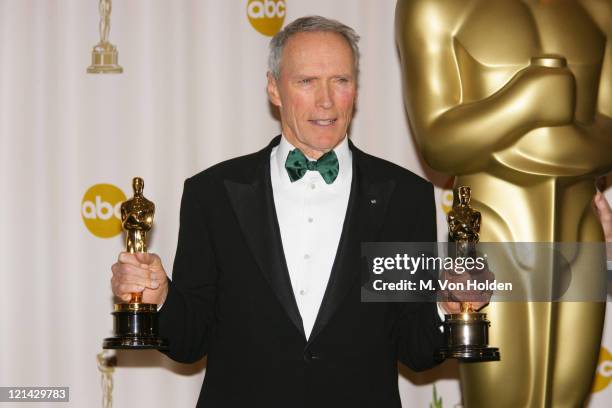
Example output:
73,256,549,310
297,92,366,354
299,78,312,84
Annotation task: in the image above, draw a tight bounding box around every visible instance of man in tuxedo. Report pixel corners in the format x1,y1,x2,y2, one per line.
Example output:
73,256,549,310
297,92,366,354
111,16,486,407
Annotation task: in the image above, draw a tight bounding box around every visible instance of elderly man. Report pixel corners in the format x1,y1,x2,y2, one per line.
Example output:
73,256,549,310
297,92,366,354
111,16,482,407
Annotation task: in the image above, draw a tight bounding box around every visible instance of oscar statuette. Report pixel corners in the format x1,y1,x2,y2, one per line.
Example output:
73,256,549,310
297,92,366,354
87,0,123,74
103,177,168,350
436,186,499,362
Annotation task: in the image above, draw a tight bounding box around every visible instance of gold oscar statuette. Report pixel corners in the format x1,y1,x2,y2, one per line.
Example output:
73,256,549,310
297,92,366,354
396,0,611,404
87,0,123,74
103,177,168,350
436,186,500,362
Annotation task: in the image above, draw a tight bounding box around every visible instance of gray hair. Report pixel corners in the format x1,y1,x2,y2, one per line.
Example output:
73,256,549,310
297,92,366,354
268,16,361,80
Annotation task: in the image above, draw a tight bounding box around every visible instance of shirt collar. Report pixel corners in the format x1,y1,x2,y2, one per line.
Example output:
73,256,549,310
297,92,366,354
275,134,352,185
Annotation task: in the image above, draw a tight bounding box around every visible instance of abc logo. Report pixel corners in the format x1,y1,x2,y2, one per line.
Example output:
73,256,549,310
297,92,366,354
440,189,453,214
81,184,126,238
247,0,286,37
593,346,612,393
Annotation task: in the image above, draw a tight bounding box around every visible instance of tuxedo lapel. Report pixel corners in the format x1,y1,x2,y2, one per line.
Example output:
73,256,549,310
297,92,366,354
307,144,396,344
223,138,395,343
224,137,306,339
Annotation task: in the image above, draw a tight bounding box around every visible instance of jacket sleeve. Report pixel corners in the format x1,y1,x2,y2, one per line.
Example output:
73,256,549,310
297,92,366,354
394,181,444,371
158,177,218,363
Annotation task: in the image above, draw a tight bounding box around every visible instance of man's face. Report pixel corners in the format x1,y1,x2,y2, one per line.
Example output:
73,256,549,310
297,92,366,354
267,31,357,159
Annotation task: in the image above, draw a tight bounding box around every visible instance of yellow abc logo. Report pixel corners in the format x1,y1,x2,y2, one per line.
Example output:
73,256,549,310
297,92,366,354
441,189,454,214
247,0,286,37
81,184,126,238
592,346,612,393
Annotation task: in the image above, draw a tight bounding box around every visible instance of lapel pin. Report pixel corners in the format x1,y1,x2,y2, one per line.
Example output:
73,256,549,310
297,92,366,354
370,199,377,205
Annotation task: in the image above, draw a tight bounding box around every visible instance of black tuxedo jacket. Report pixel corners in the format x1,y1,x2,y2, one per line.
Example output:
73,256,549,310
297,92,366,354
158,136,443,407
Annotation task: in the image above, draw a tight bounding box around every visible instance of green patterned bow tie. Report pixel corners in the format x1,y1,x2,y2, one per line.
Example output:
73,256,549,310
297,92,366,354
285,148,339,184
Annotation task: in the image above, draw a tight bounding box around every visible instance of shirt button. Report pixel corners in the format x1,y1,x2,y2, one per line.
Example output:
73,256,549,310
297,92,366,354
304,254,310,260
307,217,313,223
309,183,316,190
299,289,307,296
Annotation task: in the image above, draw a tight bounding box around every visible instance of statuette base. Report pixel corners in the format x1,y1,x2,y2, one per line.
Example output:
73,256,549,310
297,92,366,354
87,42,123,74
436,312,500,362
103,303,168,350
436,345,500,362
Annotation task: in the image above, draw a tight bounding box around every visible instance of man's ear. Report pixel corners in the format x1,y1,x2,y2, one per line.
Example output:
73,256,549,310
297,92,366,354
267,72,282,107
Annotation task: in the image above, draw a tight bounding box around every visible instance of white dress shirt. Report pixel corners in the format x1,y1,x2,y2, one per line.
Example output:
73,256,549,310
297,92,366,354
157,136,445,328
270,135,352,340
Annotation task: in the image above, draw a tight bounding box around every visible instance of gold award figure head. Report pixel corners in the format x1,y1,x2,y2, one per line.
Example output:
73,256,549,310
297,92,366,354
447,186,481,244
120,177,155,254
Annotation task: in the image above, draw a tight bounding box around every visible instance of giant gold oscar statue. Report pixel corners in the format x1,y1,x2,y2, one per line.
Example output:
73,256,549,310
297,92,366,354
396,0,612,407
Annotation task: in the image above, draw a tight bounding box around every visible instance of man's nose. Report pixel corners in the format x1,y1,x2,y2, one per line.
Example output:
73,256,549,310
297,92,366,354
316,83,333,109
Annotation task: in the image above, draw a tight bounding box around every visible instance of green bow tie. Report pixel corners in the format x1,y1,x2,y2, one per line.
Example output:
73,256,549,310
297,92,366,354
285,148,339,184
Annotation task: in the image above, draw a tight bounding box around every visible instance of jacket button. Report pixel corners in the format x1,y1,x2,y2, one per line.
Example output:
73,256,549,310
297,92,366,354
304,350,319,362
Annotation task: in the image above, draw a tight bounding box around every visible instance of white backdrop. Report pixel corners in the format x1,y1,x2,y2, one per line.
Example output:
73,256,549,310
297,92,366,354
0,1,611,407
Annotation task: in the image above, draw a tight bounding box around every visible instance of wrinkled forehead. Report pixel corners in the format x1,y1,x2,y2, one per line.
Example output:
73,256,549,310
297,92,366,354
280,31,356,73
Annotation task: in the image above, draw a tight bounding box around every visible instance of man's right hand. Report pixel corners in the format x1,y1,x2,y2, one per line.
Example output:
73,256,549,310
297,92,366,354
111,252,169,306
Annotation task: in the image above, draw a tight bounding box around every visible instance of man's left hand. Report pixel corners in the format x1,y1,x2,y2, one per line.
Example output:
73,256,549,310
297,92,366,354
438,259,495,314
